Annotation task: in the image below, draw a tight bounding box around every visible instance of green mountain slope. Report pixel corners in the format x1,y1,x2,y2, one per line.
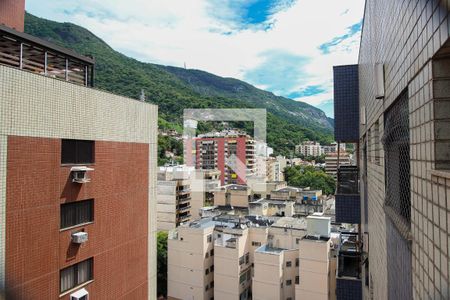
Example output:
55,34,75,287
24,13,333,155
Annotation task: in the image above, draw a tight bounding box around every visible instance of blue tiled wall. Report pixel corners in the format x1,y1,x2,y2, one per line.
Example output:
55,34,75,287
336,278,362,300
335,194,361,224
333,65,359,142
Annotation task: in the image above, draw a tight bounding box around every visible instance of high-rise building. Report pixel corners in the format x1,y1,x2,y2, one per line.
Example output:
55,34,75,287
0,13,157,300
295,141,323,157
192,130,255,185
325,153,351,178
334,1,450,299
157,166,193,231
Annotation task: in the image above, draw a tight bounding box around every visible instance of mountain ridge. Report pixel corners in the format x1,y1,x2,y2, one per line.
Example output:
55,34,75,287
23,12,334,154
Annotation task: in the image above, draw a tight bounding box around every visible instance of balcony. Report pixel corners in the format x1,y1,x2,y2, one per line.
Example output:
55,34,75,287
177,205,191,213
336,232,362,300
335,166,361,224
0,24,94,87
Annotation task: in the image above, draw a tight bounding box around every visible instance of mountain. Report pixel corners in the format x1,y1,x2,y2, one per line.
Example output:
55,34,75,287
23,13,334,155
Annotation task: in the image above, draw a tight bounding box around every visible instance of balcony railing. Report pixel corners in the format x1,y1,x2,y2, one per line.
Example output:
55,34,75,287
335,166,361,224
0,24,94,87
337,166,359,195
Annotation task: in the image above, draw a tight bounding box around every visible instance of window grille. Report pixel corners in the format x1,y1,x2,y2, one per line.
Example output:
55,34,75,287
382,90,410,237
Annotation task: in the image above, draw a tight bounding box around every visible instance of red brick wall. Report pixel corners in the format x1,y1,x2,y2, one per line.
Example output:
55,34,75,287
5,136,150,299
0,0,25,32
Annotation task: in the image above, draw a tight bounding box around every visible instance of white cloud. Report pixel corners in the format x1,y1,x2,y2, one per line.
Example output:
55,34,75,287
26,0,365,113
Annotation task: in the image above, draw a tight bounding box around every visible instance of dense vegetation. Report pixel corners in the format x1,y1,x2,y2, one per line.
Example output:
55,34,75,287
157,231,168,298
24,13,334,156
284,165,336,195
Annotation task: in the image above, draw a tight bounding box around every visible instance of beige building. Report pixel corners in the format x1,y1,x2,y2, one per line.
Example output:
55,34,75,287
214,184,252,208
190,169,221,219
324,153,351,178
167,219,215,300
296,141,323,157
167,215,336,300
157,166,193,231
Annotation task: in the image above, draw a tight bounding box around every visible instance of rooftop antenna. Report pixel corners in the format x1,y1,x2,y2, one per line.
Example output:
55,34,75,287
139,89,145,102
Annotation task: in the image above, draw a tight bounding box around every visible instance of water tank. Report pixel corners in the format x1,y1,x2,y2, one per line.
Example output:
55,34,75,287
306,216,331,238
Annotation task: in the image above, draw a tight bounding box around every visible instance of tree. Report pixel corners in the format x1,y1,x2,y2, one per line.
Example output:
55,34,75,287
157,231,168,298
284,165,335,195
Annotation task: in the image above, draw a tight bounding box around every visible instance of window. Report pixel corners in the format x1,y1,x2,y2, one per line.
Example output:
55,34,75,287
207,234,212,243
210,265,214,272
252,241,261,247
239,256,245,265
61,139,94,164
295,258,299,267
286,261,292,267
286,280,292,286
205,284,209,291
383,90,411,230
245,253,250,264
210,249,214,256
205,269,209,275
295,276,299,284
60,199,93,229
295,238,301,244
60,258,93,293
239,273,246,284
287,298,292,300
206,252,209,258
210,281,214,288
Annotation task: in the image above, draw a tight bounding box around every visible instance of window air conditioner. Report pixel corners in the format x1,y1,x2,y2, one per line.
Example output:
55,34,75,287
72,231,88,244
70,166,94,183
70,288,88,300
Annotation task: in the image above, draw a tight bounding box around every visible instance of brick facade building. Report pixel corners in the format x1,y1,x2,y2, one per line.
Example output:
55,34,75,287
0,5,158,299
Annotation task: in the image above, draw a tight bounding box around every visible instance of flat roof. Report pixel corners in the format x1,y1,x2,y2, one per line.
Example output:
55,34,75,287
256,244,285,254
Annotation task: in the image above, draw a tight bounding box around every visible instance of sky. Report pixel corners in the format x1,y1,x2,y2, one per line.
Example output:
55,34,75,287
26,0,365,117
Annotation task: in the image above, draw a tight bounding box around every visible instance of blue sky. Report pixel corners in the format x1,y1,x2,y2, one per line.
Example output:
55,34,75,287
26,0,365,117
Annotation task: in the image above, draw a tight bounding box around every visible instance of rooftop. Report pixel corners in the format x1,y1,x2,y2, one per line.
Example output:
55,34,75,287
0,24,94,86
255,244,285,254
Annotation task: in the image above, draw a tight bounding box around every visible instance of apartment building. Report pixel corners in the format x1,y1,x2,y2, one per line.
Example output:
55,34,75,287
322,143,346,155
167,219,215,300
296,141,323,157
167,215,336,300
214,184,252,208
193,130,256,185
325,153,351,178
157,166,193,231
191,169,221,218
334,1,450,299
0,7,157,300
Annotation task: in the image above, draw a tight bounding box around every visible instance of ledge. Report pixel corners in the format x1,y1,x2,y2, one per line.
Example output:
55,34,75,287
430,169,450,179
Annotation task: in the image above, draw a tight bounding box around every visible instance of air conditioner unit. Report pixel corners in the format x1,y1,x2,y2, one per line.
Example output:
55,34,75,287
70,288,88,300
70,166,94,184
72,231,88,244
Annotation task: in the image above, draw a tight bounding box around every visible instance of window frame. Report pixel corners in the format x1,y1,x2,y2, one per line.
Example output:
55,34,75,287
60,199,94,231
60,258,93,294
61,139,95,165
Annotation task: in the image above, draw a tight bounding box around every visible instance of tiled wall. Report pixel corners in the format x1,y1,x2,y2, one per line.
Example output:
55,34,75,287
359,1,449,299
0,64,158,299
333,65,359,142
